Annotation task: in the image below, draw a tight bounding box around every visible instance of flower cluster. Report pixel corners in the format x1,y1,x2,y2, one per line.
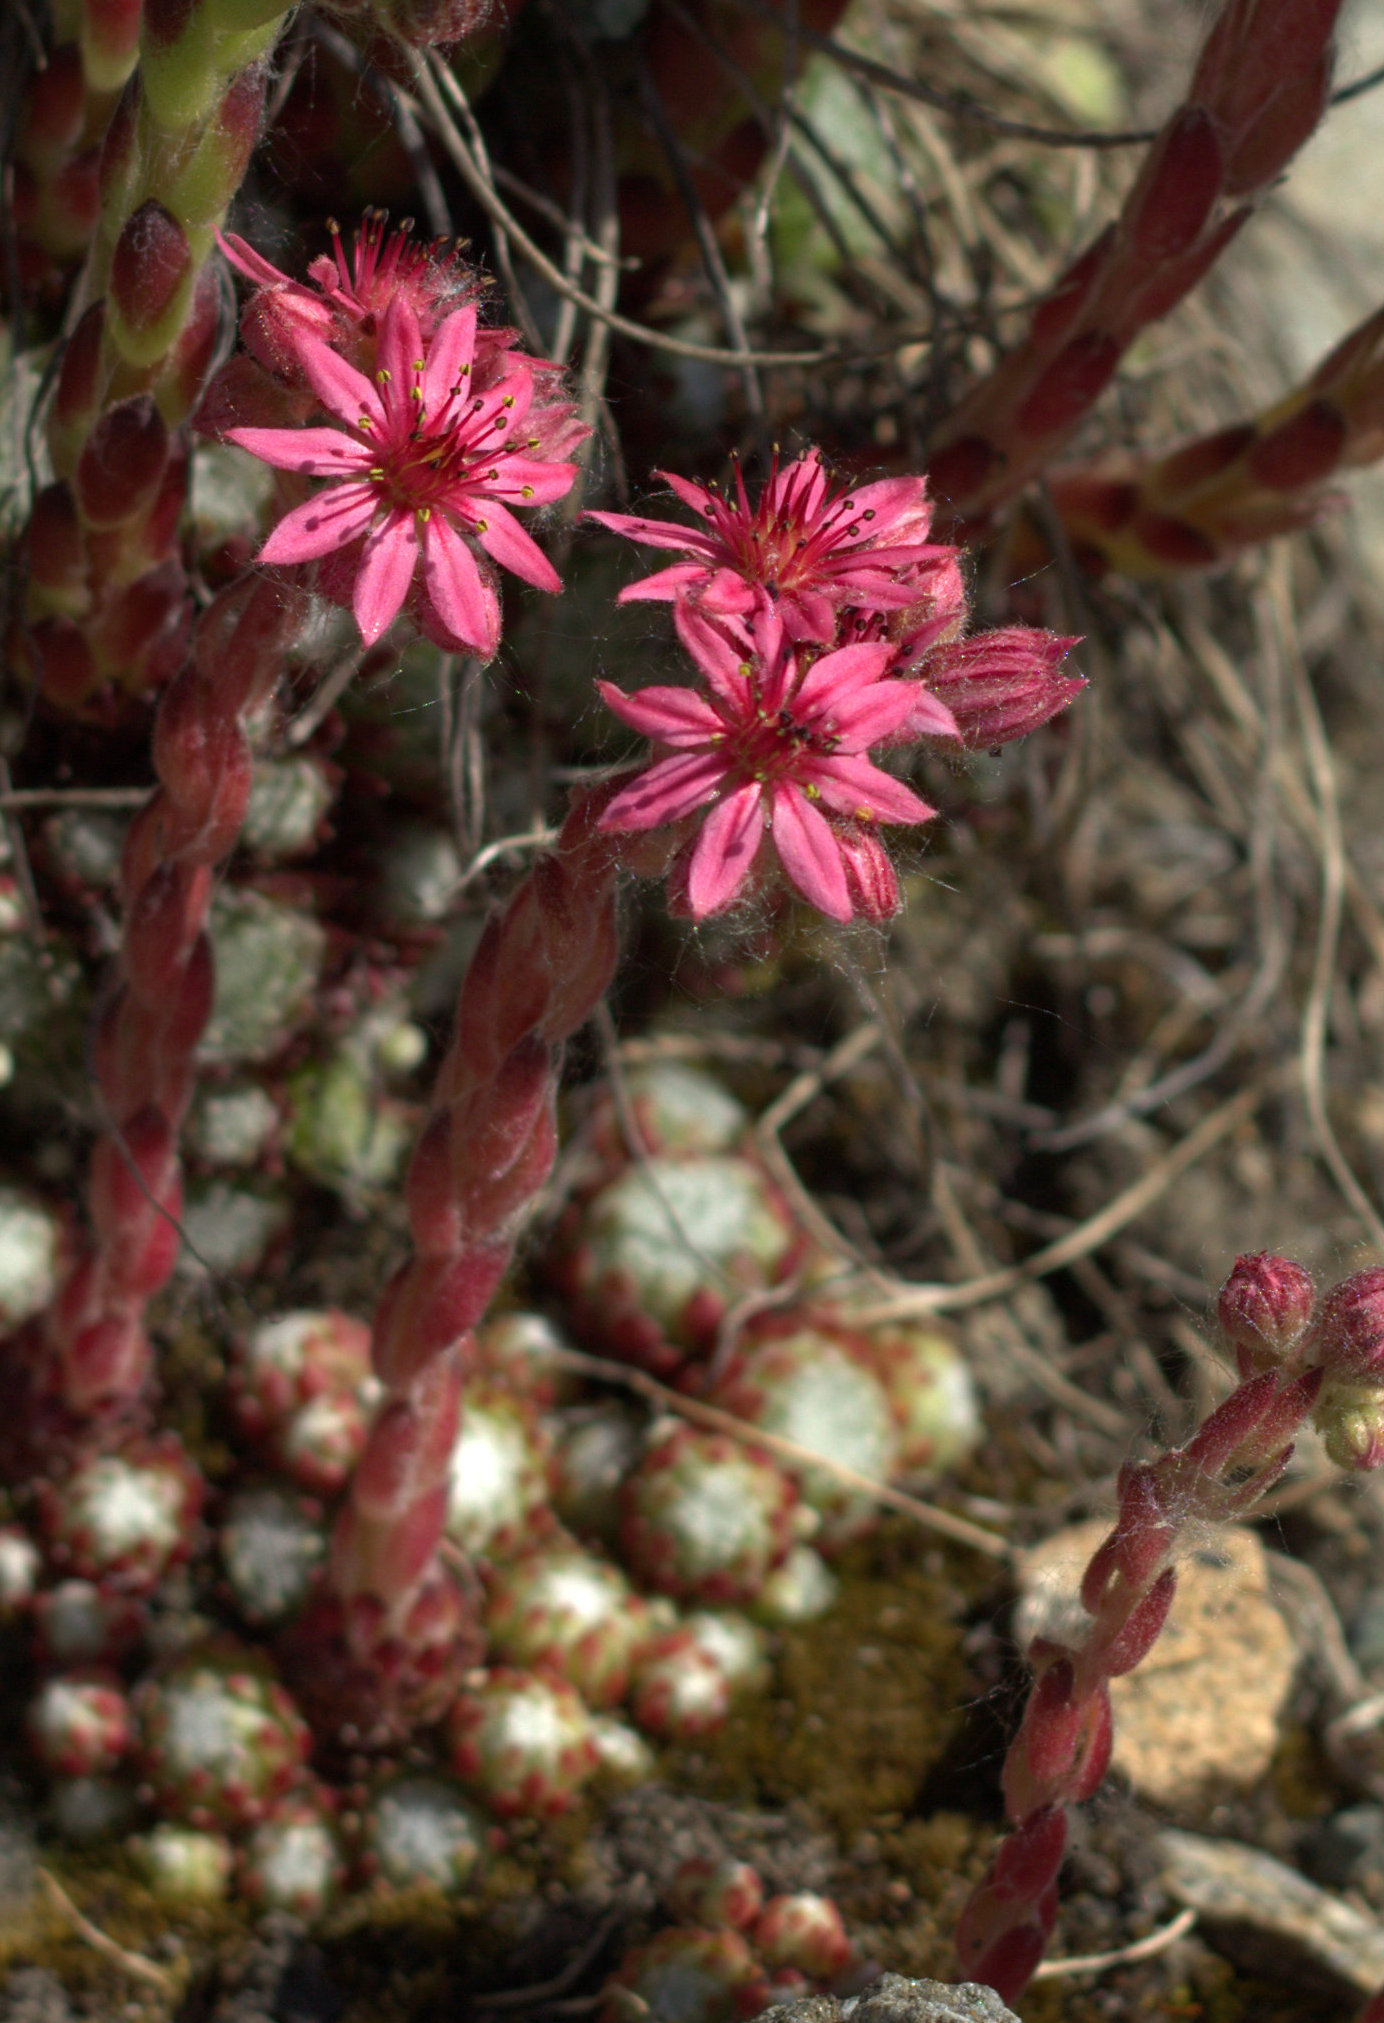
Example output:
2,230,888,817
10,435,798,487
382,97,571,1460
209,218,587,659
590,452,1084,922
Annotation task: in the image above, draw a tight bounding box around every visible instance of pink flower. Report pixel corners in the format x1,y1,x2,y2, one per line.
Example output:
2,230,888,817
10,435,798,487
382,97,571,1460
587,450,956,642
597,601,955,923
226,293,581,655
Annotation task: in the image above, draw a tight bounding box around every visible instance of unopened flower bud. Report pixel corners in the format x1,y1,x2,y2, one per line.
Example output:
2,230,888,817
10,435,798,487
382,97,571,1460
906,629,1084,749
1217,1252,1316,1376
1316,1379,1384,1473
1311,1269,1384,1380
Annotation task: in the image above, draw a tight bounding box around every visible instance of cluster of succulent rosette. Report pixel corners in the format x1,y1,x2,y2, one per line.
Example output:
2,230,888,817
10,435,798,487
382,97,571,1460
8,0,1384,1996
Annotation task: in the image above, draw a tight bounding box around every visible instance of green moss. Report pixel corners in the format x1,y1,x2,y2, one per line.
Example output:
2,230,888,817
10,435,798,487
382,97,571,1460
666,1522,972,1835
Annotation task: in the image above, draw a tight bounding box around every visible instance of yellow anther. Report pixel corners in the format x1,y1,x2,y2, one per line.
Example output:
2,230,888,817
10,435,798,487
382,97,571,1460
521,486,534,499
475,518,489,532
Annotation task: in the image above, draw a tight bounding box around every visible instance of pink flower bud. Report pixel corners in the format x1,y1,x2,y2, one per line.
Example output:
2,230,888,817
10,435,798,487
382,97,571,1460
1217,1252,1316,1374
1317,1383,1384,1472
1311,1269,1384,1379
110,200,192,348
912,629,1084,749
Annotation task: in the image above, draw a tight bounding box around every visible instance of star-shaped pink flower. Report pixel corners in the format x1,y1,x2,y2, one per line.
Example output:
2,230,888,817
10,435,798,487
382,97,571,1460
597,602,959,922
587,450,956,642
226,294,579,656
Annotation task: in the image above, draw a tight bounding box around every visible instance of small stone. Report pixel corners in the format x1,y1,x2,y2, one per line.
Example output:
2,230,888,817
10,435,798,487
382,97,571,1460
1158,1828,1384,1995
1300,1805,1384,1897
843,1974,1020,2022
1014,1521,1297,1817
130,1823,233,1904
362,1774,489,1894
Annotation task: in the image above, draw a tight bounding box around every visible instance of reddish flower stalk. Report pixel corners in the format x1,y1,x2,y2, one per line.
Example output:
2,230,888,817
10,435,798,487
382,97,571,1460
5,574,306,1470
957,1253,1384,2003
925,0,1344,539
1011,297,1384,580
281,794,671,1745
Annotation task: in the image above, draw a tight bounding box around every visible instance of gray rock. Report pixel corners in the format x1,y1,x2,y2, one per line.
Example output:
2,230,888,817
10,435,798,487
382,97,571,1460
1301,1806,1384,1897
1158,1828,1384,1995
758,1976,1019,2023
0,1970,71,2023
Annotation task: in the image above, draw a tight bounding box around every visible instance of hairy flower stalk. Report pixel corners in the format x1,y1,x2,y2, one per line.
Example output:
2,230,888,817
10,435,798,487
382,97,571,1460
281,794,671,1744
956,1253,1384,2003
925,0,1344,538
21,0,293,713
4,573,306,1469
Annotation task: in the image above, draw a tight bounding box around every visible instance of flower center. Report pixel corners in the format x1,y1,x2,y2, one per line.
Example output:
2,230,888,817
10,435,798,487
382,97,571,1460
367,358,534,520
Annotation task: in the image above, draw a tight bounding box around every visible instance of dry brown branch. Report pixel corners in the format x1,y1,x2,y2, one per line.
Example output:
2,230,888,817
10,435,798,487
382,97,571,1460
37,1868,178,1997
1031,1907,1198,1980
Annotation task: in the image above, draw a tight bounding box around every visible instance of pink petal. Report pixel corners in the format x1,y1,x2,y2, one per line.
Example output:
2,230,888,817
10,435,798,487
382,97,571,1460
614,561,713,605
792,641,898,719
654,470,718,519
422,512,499,657
295,332,385,433
377,294,424,396
258,482,379,564
674,600,755,707
815,682,933,751
797,751,935,826
225,423,372,476
769,784,851,922
595,679,724,746
600,751,728,831
422,304,478,411
891,686,962,743
698,569,760,619
585,509,718,560
460,498,560,592
836,474,933,542
353,509,419,646
685,784,764,916
776,589,840,643
483,455,578,507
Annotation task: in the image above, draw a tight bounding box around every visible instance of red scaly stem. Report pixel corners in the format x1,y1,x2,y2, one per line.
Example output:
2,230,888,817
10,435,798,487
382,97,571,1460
3,574,305,1473
926,0,1343,539
955,1334,1326,2000
280,794,669,1748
